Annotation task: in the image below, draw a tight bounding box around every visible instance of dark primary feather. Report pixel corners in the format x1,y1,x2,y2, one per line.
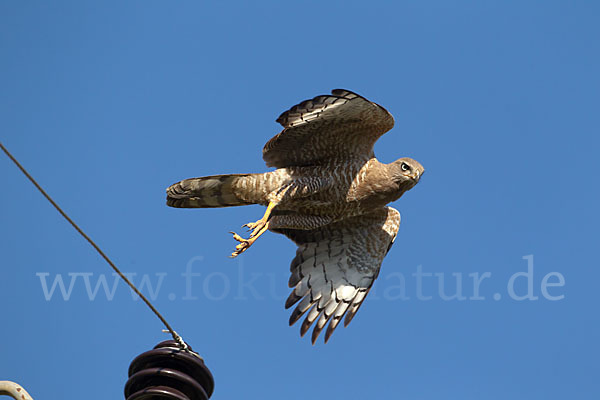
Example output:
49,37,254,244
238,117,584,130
262,89,394,168
277,207,401,344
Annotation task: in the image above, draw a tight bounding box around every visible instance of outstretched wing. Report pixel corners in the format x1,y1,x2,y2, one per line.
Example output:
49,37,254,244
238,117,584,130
278,207,401,344
263,89,394,168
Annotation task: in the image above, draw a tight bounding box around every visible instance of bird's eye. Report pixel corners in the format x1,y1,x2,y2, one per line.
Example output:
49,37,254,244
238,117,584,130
401,162,411,172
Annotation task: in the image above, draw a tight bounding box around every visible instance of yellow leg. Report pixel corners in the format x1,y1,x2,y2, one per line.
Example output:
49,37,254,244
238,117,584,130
229,201,276,258
243,201,276,237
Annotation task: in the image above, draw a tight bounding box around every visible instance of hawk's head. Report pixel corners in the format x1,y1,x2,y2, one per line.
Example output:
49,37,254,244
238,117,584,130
392,157,424,192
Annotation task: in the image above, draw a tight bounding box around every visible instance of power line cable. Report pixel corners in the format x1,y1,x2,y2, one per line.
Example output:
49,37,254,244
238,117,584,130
0,141,193,354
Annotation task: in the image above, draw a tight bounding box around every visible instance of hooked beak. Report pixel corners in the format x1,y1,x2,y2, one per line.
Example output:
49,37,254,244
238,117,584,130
412,169,422,182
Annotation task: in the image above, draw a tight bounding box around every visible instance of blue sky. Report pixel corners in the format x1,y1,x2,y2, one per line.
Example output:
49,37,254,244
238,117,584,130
1,1,598,399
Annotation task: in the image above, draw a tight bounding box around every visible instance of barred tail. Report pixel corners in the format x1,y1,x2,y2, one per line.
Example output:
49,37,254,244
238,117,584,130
166,174,256,208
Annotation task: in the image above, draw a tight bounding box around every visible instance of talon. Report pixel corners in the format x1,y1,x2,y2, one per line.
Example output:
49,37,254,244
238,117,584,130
228,201,276,258
230,232,245,242
243,220,260,232
250,221,266,238
229,230,255,257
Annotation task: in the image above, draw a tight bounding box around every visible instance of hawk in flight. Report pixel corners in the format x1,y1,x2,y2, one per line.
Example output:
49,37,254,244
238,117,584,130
167,89,424,343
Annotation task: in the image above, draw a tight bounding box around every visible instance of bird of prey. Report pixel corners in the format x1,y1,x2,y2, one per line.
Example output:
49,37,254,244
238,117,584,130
166,89,424,343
